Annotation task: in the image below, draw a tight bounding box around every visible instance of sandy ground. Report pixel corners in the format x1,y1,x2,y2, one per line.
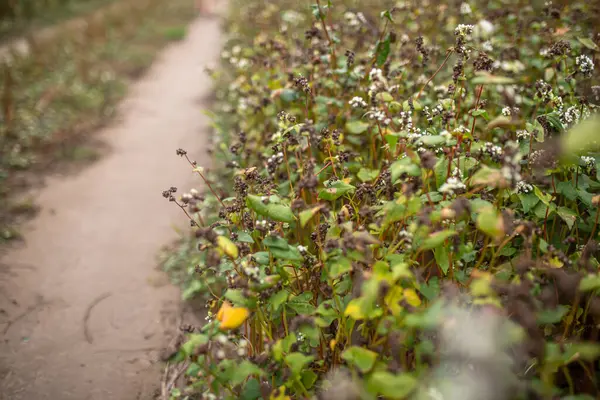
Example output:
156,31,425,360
0,15,220,400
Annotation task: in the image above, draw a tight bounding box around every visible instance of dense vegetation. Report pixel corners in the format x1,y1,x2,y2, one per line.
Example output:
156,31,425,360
162,0,600,399
0,0,117,40
0,0,194,240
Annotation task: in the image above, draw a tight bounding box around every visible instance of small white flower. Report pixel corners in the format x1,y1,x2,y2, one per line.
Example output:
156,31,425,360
439,177,466,195
576,55,594,78
349,96,367,108
477,19,495,36
369,68,384,82
454,24,474,37
482,40,493,52
581,156,596,171
516,130,531,142
460,3,472,15
216,334,228,344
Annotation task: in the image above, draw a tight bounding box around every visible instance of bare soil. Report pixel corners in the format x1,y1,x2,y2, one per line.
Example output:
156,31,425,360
0,16,221,400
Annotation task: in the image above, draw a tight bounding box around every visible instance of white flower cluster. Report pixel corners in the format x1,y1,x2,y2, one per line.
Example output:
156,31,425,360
424,104,444,123
482,142,504,159
576,55,594,78
255,219,268,228
349,96,367,108
398,229,413,249
482,41,493,52
516,130,531,142
581,156,596,171
439,177,466,196
368,108,390,125
237,339,248,357
399,111,414,130
501,106,519,117
460,3,472,15
243,264,260,280
454,24,474,37
369,68,384,82
561,106,580,125
529,149,545,165
267,151,284,164
344,11,361,27
515,181,533,194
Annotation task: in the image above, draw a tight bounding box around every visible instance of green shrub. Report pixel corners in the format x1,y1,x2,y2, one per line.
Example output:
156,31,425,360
162,0,600,399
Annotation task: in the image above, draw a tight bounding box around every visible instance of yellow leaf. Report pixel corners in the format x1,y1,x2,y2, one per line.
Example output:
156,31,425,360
329,339,337,351
270,386,291,400
549,257,564,268
216,301,232,321
403,288,422,307
344,298,365,320
217,301,249,330
217,236,239,259
385,286,404,316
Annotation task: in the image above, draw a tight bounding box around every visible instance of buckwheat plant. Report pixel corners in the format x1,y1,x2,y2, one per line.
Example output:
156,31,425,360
161,0,600,399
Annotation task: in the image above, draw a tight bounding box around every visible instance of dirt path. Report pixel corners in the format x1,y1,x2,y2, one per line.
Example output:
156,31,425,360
0,15,221,400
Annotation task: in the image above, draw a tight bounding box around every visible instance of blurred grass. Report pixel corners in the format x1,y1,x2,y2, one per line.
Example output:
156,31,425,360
0,0,118,44
0,0,196,240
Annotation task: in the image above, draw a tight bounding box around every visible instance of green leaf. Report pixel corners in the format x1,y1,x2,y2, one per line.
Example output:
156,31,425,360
318,181,356,201
537,305,570,324
341,346,378,373
434,246,450,275
269,289,289,311
580,274,600,292
301,370,318,389
240,378,262,400
263,235,290,249
328,257,352,278
534,186,553,206
380,9,394,22
346,120,370,134
299,205,323,228
266,203,295,223
518,193,540,213
376,33,391,66
263,235,302,261
230,360,264,386
246,195,295,223
557,206,578,230
391,157,421,182
236,231,255,243
472,72,515,85
225,289,251,307
181,334,208,356
476,207,505,240
279,89,300,102
285,353,314,376
470,165,506,188
420,230,457,250
357,168,380,182
376,92,394,102
418,135,446,147
366,372,417,399
577,37,599,51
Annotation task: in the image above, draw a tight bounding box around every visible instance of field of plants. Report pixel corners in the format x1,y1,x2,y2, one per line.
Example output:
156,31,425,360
161,0,600,399
0,0,117,40
0,0,194,240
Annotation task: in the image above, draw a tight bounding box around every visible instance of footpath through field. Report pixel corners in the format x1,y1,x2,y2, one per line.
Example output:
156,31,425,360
0,15,220,400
